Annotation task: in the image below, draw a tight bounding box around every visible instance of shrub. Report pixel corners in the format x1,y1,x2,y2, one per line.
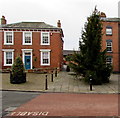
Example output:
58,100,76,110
10,57,26,84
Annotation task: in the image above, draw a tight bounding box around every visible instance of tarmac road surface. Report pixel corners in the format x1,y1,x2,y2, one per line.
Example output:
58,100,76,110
1,90,40,117
6,93,119,117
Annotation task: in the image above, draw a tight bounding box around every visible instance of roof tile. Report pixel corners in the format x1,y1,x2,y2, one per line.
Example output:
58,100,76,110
0,22,60,29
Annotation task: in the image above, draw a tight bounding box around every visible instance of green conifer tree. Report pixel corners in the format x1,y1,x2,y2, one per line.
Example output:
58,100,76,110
70,8,112,84
10,56,26,84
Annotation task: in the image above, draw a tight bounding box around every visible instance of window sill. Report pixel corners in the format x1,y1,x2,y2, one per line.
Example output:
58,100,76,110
41,64,50,66
107,51,113,53
41,44,50,46
4,64,12,66
4,44,14,45
23,44,32,45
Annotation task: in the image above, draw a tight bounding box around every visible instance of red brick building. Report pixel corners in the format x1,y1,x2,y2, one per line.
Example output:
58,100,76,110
0,16,64,71
101,13,120,73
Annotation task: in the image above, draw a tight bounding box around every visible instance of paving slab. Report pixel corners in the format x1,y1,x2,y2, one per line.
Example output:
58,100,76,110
1,72,119,93
7,93,118,117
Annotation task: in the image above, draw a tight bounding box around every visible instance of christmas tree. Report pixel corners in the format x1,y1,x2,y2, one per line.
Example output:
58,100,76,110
70,8,112,84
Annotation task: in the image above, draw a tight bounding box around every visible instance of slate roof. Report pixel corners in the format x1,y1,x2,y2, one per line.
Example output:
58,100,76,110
0,22,60,29
101,17,120,22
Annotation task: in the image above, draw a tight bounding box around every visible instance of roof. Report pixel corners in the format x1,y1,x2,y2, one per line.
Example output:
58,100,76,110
0,22,60,30
0,21,64,37
63,50,79,56
101,17,120,22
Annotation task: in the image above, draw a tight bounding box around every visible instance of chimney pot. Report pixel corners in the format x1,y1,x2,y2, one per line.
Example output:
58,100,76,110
100,12,106,18
57,20,61,28
1,16,7,25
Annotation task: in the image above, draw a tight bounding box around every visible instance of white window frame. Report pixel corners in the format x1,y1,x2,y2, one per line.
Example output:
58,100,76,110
23,32,32,45
2,49,14,66
41,32,50,45
40,49,51,66
4,31,14,45
106,56,112,65
106,27,112,35
106,41,112,52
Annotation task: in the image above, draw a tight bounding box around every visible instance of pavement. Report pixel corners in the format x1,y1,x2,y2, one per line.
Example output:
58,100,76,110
1,71,120,117
1,71,119,93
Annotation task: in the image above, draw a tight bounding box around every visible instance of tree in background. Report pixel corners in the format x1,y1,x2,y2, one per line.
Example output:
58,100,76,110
70,8,112,85
10,56,26,84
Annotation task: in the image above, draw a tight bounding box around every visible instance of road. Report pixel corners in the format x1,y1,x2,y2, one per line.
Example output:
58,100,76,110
7,93,119,117
1,91,119,117
1,90,40,117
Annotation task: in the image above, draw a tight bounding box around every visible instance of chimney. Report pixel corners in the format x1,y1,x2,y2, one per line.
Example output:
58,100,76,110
100,12,106,18
1,16,7,25
57,20,61,28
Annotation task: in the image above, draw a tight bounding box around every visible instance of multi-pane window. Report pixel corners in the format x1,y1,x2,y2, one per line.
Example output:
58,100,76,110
106,56,112,65
106,27,112,35
23,32,32,45
2,49,14,66
41,32,50,45
106,41,112,52
6,52,12,64
42,52,49,64
4,32,13,45
40,49,51,66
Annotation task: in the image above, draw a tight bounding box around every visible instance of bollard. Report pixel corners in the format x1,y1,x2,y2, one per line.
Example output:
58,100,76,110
89,78,92,91
51,71,53,82
89,75,92,91
45,75,48,90
55,68,57,77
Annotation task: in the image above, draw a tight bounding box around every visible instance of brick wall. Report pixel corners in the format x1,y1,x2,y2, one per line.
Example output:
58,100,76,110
0,32,2,69
119,23,120,72
1,30,63,70
102,21,120,72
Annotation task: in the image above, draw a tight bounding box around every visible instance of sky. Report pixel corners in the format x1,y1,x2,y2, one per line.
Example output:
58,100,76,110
0,0,120,50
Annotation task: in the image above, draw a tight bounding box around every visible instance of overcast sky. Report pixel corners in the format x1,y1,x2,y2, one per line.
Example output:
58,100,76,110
0,0,120,50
